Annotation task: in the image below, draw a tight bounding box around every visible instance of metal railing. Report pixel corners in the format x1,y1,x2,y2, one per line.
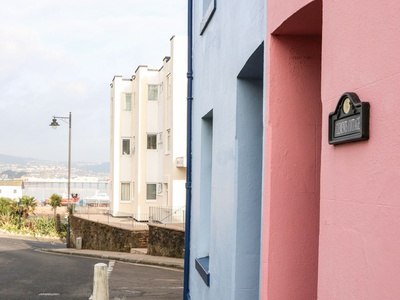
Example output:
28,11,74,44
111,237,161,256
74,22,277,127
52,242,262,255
73,205,148,230
149,206,186,228
72,204,186,230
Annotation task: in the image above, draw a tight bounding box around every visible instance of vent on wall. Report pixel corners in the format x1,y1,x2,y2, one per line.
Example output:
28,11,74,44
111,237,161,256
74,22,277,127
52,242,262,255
176,157,186,168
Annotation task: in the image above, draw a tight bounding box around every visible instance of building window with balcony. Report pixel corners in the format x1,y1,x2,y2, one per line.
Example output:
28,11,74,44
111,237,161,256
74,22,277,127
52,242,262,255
122,138,131,155
148,84,158,101
147,134,157,150
146,183,157,200
121,182,130,202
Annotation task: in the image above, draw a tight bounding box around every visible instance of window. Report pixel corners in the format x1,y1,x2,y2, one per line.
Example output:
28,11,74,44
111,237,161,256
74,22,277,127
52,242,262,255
146,184,157,200
203,0,212,13
121,183,130,201
200,0,216,35
147,134,157,150
148,85,158,101
122,138,130,155
124,93,132,111
14,189,17,194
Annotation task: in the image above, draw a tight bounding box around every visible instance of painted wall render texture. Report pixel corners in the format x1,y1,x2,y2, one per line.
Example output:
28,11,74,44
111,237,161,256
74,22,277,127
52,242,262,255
319,1,400,299
188,0,400,299
189,0,265,299
262,0,400,299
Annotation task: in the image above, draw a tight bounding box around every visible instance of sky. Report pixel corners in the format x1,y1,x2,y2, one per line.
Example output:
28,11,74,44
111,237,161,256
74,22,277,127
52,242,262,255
0,0,187,163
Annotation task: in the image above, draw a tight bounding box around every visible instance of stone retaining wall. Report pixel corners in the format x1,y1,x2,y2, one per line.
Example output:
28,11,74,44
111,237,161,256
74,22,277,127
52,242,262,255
69,215,148,252
147,223,185,258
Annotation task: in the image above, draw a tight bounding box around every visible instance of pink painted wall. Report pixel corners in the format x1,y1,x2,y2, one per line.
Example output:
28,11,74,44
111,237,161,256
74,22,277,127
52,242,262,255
261,1,322,299
319,1,400,299
262,0,400,299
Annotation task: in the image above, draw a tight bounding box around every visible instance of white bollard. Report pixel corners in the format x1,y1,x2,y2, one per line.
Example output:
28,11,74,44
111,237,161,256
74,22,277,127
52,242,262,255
92,263,109,300
76,237,82,250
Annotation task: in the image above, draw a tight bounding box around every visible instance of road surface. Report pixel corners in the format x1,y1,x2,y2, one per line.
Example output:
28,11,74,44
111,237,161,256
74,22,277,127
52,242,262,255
0,234,183,299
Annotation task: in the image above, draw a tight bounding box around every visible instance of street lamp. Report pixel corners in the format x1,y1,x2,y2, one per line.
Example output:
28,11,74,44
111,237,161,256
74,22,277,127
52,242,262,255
49,112,72,209
50,112,72,248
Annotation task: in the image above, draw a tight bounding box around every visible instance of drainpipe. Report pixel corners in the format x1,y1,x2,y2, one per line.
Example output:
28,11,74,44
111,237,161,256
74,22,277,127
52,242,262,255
183,0,193,299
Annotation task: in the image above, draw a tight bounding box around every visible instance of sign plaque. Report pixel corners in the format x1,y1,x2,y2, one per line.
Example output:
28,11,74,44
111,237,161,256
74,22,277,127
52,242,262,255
329,92,370,145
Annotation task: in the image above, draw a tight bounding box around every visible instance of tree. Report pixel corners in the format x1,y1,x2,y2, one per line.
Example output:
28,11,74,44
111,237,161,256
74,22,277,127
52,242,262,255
49,194,62,220
18,196,37,219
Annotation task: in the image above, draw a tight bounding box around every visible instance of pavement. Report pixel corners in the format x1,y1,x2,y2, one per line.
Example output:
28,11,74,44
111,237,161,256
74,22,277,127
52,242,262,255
41,247,184,269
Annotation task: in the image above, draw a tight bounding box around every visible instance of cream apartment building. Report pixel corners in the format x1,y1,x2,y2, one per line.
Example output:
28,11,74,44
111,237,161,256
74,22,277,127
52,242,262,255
110,36,187,218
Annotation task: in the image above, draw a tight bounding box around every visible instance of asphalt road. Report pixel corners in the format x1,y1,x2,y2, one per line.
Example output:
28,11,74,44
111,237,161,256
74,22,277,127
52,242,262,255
0,235,183,299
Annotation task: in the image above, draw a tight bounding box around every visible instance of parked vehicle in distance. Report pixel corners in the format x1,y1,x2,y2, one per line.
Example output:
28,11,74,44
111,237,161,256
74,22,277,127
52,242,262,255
81,191,110,207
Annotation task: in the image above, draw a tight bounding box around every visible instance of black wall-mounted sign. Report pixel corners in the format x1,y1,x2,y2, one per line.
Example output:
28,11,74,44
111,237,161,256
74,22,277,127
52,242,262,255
329,92,370,145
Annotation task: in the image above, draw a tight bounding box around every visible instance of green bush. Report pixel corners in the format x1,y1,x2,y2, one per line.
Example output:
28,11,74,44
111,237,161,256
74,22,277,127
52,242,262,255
0,214,66,238
0,194,66,238
0,197,14,215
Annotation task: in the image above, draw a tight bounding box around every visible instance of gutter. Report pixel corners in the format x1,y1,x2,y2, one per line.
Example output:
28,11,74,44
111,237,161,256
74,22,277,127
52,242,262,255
183,0,193,299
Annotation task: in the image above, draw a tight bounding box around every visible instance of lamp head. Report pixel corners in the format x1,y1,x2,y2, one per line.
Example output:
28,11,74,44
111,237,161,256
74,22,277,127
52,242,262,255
50,117,60,129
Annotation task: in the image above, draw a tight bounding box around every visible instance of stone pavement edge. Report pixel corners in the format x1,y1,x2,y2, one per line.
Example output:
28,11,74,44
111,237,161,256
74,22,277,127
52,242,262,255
41,247,184,270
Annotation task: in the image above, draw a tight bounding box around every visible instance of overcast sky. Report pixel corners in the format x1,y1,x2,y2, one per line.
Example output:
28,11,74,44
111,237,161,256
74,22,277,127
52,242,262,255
0,0,187,163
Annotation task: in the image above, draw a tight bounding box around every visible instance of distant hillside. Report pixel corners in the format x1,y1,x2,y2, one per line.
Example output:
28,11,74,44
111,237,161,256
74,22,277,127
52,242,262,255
0,154,109,174
77,162,110,174
0,154,37,164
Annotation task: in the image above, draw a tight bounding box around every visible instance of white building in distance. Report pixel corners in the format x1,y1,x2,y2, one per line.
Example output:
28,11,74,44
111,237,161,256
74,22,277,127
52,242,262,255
0,180,24,200
110,36,187,219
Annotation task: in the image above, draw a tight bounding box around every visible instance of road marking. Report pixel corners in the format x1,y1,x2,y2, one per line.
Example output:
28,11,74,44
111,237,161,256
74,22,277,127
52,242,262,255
108,260,115,278
38,293,60,296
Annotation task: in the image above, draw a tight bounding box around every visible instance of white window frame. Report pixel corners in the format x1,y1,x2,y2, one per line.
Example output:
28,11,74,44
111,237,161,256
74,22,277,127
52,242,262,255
147,133,157,150
121,182,131,202
123,93,132,111
146,183,157,201
122,138,131,155
148,84,158,101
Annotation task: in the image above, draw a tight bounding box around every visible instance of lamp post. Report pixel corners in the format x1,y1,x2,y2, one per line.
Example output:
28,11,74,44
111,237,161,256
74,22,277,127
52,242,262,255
50,112,72,247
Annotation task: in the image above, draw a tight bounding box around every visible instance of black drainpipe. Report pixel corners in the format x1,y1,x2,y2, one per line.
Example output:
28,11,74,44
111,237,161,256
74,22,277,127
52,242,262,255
183,0,193,299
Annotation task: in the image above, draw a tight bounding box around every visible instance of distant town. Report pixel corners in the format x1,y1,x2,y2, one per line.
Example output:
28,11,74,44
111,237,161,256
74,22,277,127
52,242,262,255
0,154,110,202
0,154,109,180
